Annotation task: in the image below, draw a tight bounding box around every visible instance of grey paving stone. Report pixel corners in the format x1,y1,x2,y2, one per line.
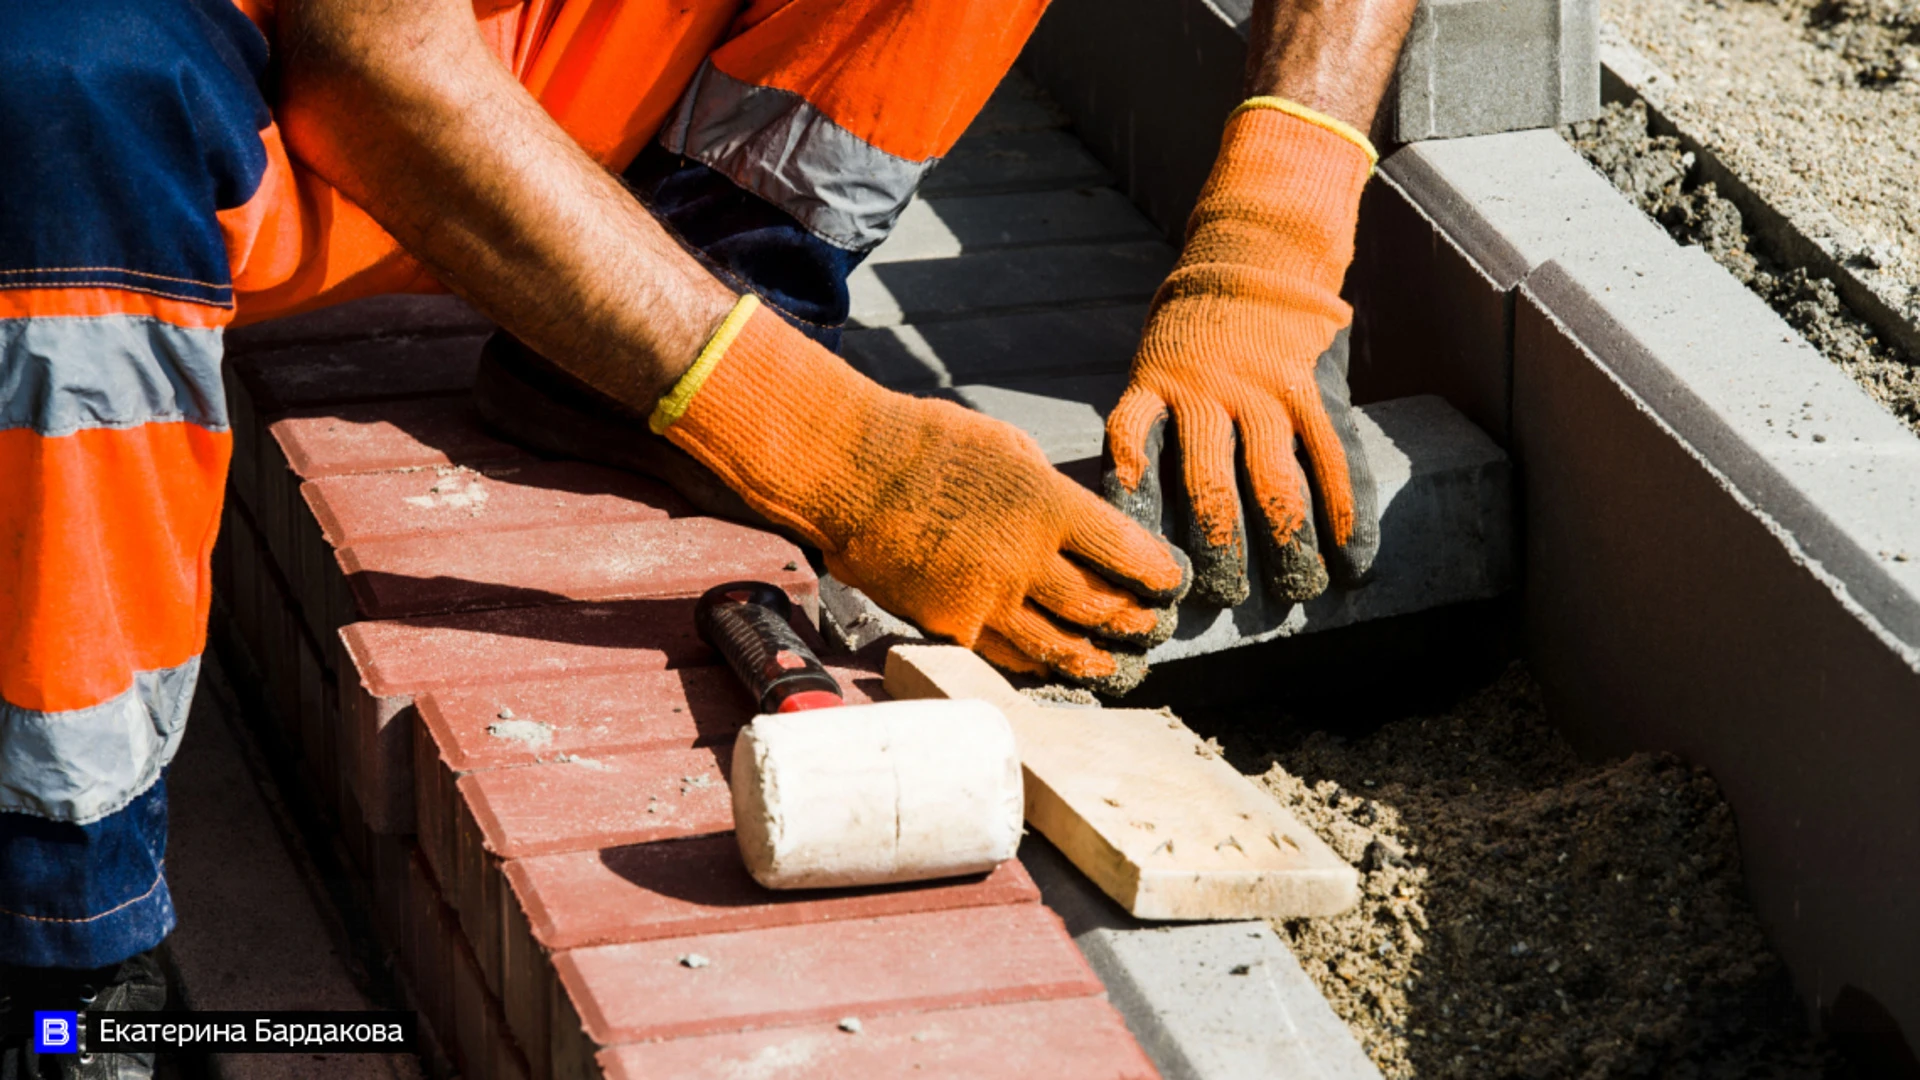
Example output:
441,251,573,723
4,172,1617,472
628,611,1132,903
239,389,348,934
847,241,1174,327
167,653,418,1080
867,188,1160,265
1390,0,1600,141
842,305,1148,389
1513,257,1920,1051
1021,837,1384,1080
1021,0,1248,237
816,394,1516,661
922,129,1113,197
1148,395,1515,662
967,68,1075,135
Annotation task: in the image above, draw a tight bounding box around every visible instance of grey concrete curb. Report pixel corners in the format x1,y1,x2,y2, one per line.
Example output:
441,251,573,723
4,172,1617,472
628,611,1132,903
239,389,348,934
1021,838,1384,1080
1350,113,1920,1045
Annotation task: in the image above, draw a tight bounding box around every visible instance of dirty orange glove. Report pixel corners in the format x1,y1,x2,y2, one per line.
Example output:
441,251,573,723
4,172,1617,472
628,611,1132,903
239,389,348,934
653,296,1190,692
1105,99,1381,607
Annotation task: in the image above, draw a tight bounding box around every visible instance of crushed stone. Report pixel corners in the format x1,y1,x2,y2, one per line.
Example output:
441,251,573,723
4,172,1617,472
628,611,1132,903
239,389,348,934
1565,99,1920,432
1213,665,1847,1079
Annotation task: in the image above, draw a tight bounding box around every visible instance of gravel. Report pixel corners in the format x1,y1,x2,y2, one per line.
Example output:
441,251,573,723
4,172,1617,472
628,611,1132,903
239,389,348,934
1206,665,1848,1079
1595,0,1920,431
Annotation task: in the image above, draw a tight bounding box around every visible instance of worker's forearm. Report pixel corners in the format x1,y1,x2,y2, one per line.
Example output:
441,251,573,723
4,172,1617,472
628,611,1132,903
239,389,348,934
1244,0,1419,134
276,0,733,409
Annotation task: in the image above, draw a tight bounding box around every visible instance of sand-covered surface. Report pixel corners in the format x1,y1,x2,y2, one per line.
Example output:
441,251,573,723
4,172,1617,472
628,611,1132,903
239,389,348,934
1206,667,1847,1079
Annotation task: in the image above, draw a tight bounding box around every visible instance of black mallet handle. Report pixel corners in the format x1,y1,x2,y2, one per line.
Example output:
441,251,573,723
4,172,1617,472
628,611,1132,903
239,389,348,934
694,581,845,714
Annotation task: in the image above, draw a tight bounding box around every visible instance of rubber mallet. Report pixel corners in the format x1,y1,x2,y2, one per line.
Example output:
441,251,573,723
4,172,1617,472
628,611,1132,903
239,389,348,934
694,582,1023,890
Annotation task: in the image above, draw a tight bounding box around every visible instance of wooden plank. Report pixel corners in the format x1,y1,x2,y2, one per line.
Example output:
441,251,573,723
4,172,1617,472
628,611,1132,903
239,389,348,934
882,645,1359,920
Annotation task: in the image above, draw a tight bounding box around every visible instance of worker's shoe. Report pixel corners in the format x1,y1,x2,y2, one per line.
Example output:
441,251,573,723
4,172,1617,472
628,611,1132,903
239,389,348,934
1104,99,1381,609
650,296,1190,692
0,949,166,1080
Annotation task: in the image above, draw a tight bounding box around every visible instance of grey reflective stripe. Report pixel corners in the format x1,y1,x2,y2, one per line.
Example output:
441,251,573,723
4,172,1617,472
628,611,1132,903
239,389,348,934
0,657,197,824
660,60,937,253
0,316,228,437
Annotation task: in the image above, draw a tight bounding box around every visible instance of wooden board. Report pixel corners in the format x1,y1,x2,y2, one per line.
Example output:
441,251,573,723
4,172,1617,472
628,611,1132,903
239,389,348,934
883,645,1359,921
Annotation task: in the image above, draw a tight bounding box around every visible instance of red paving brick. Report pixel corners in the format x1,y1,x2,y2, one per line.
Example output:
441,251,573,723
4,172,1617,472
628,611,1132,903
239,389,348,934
460,746,735,862
232,334,488,415
340,599,712,833
599,997,1162,1080
553,905,1103,1045
416,660,881,776
226,294,492,354
504,833,1040,953
342,599,714,700
447,745,732,996
304,462,688,548
337,517,817,621
272,398,530,482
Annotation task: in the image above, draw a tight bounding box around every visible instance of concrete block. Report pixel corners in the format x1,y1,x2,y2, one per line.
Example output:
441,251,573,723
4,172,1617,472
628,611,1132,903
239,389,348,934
1349,127,1683,445
814,394,1513,664
848,240,1173,328
1349,171,1514,443
964,67,1074,136
598,998,1157,1080
1150,396,1513,662
1020,0,1249,238
868,188,1159,266
1390,0,1600,142
1514,249,1920,1043
1021,838,1382,1080
842,305,1146,391
921,129,1112,198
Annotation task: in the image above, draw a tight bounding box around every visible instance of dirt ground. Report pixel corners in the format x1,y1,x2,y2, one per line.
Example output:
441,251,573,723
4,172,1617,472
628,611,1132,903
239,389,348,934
1563,99,1920,432
1207,665,1850,1079
1603,0,1920,292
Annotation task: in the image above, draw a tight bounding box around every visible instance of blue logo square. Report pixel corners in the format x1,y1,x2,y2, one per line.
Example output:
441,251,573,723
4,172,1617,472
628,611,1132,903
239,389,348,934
32,1011,78,1053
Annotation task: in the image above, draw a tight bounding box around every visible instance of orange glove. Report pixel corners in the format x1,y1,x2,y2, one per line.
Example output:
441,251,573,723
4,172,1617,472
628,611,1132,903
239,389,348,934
653,297,1190,692
1105,99,1381,607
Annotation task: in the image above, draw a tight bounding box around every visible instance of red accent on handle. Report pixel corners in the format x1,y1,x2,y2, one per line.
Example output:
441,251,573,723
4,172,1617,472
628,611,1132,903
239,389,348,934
776,689,846,713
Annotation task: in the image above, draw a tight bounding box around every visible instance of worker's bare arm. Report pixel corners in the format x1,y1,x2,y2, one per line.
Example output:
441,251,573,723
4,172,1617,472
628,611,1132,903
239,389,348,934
1245,0,1420,132
275,0,732,409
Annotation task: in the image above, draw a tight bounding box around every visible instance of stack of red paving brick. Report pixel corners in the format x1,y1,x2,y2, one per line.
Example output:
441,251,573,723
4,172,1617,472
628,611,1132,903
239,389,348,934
212,297,1161,1080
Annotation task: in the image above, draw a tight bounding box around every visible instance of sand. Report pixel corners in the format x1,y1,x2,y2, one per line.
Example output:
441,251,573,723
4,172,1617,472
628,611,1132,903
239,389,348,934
1591,0,1920,432
1564,99,1920,431
1201,666,1848,1079
1603,0,1920,293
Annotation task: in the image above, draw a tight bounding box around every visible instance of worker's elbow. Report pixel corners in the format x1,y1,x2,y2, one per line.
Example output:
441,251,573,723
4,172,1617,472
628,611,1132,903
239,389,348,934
275,0,469,175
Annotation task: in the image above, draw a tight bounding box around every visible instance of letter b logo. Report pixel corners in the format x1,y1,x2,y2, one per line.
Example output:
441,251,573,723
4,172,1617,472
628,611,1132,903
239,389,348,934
33,1012,77,1052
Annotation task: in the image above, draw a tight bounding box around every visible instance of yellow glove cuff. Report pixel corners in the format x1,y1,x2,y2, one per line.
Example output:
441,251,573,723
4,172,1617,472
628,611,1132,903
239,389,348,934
1232,96,1379,170
650,293,762,434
